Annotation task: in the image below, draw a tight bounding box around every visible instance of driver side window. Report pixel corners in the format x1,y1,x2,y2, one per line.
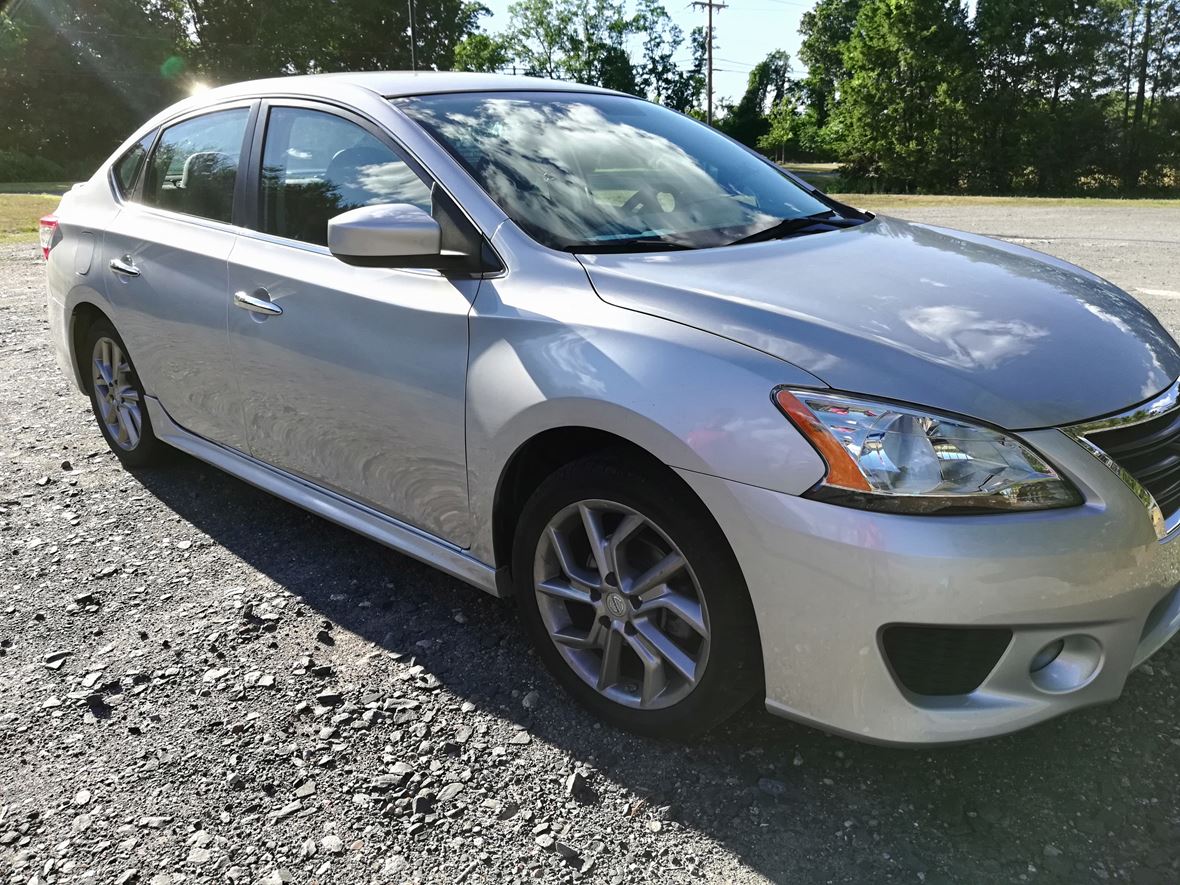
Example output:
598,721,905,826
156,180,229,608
260,107,432,247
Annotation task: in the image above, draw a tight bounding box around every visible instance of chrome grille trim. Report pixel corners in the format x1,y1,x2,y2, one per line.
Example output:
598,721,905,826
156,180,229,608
1063,378,1180,541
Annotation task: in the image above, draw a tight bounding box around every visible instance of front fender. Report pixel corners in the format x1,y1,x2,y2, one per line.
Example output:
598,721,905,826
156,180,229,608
465,234,828,564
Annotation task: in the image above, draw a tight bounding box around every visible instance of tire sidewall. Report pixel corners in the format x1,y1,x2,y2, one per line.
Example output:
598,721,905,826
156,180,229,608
512,454,762,738
83,320,161,467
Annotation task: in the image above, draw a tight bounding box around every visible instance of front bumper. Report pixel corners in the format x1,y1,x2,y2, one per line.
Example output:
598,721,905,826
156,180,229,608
676,428,1180,745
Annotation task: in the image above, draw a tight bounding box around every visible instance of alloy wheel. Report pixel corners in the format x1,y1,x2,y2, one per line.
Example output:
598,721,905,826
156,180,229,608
532,499,711,710
91,336,142,451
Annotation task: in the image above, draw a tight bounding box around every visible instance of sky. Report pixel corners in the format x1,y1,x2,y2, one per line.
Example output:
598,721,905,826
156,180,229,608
475,0,979,107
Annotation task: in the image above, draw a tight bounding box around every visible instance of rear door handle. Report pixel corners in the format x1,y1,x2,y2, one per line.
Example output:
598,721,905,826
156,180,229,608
109,255,140,277
233,289,283,317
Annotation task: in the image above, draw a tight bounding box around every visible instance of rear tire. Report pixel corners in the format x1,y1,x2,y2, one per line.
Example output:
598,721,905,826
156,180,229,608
512,452,762,738
83,318,165,468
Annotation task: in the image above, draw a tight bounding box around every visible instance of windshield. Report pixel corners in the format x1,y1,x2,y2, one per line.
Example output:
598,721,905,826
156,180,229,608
395,91,849,252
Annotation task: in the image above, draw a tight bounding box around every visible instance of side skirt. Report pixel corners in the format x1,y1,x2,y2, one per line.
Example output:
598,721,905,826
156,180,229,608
145,396,504,597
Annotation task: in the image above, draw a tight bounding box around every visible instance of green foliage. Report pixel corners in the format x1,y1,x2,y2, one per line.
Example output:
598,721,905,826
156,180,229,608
798,0,863,129
507,0,635,90
758,92,837,161
453,33,513,72
833,0,977,193
631,1,705,111
0,150,66,184
0,0,1175,195
0,0,488,178
972,0,1122,194
0,0,190,176
718,50,792,148
791,0,1180,194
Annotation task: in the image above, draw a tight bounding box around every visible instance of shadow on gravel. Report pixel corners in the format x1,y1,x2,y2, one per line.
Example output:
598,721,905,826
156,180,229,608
132,451,1180,884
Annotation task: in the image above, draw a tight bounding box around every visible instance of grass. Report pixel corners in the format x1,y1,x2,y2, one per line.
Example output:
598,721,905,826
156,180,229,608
783,162,841,174
0,193,62,245
830,193,1180,209
0,181,73,195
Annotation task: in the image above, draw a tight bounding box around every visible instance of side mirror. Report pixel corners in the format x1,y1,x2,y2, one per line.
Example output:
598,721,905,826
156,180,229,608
327,203,441,267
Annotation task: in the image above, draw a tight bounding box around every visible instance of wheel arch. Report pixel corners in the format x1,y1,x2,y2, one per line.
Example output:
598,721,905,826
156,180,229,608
70,300,115,394
489,423,738,598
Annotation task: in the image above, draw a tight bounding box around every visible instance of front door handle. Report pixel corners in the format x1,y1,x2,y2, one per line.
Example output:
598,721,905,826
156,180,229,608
233,289,283,317
109,255,140,277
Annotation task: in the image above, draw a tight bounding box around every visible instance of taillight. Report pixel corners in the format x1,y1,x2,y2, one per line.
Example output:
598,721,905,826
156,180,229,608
39,215,59,261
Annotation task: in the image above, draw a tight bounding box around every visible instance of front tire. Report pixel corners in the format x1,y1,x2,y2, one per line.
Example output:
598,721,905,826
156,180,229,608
512,453,762,738
83,319,164,467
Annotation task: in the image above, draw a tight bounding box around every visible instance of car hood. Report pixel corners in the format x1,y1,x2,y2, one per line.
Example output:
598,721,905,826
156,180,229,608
578,215,1180,429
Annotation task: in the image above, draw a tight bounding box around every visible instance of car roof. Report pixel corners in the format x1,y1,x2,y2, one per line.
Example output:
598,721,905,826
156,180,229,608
199,71,618,102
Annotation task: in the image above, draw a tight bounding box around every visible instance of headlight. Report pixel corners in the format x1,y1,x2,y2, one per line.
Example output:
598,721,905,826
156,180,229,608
774,388,1081,513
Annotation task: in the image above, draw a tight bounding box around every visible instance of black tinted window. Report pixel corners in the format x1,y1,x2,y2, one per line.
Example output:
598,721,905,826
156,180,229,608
143,109,250,223
260,107,431,246
114,132,154,196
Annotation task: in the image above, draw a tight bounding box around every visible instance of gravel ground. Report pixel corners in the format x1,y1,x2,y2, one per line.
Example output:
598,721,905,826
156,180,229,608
3,204,1180,885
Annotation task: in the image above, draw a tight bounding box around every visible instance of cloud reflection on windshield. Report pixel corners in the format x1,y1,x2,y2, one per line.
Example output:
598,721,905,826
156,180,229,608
398,92,833,251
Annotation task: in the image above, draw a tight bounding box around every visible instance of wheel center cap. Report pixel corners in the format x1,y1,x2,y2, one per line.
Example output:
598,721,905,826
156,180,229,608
605,592,628,620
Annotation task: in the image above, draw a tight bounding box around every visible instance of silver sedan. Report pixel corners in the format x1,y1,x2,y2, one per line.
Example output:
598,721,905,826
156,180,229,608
42,72,1180,744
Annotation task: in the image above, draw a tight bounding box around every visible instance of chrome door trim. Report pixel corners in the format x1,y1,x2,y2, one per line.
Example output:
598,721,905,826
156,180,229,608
143,395,503,596
108,256,141,277
233,290,283,316
1063,377,1180,540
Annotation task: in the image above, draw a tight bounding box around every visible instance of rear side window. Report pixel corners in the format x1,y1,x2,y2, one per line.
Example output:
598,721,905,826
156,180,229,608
113,132,155,197
259,106,431,246
143,108,250,223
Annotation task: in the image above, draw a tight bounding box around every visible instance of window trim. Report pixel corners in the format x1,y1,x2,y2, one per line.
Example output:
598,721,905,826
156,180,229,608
109,129,159,203
134,99,260,227
242,98,437,246
239,98,503,275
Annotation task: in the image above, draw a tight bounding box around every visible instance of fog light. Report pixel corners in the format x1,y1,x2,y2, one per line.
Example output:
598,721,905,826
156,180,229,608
1029,634,1103,693
1030,639,1064,672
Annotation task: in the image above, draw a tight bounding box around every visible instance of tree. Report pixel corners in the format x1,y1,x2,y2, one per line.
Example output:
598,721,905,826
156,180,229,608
1117,0,1180,189
507,0,637,91
798,0,863,129
973,0,1121,194
565,0,637,91
833,0,976,192
663,26,708,114
509,0,576,78
634,0,683,101
758,90,806,160
0,0,189,177
453,32,512,72
0,0,490,180
718,49,791,147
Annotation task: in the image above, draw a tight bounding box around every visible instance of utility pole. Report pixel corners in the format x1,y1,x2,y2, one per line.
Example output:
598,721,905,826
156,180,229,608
691,0,726,125
407,0,417,70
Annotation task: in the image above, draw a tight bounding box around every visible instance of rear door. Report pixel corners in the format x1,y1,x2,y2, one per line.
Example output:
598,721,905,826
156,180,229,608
102,102,255,451
225,101,476,545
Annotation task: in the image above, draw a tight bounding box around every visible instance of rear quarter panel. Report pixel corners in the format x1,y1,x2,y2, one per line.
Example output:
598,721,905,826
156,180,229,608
46,178,121,391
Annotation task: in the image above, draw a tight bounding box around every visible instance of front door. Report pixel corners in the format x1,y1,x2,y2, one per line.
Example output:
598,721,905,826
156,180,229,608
226,103,475,546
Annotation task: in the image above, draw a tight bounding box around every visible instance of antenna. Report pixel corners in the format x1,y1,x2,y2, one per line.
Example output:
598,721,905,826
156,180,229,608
690,0,727,125
407,0,417,70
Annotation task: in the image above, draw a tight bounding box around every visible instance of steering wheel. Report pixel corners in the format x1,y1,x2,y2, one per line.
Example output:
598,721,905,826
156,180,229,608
621,184,668,216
